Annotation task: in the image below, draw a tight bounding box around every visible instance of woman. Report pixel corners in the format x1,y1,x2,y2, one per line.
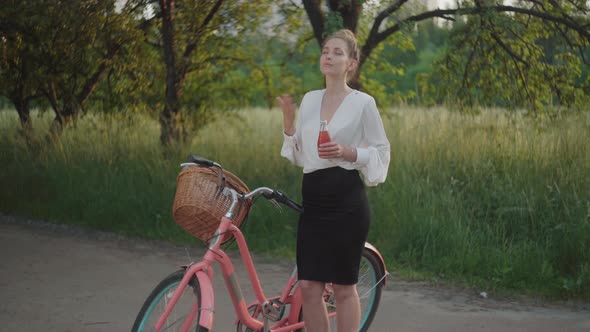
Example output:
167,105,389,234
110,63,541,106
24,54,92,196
277,29,390,332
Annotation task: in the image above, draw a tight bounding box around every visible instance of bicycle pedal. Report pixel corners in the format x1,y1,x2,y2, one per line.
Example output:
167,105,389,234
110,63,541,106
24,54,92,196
262,299,285,321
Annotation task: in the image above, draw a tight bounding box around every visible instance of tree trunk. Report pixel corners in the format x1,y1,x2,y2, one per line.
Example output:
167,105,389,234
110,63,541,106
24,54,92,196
304,0,364,90
327,0,361,33
302,0,325,46
159,0,185,146
159,106,185,146
48,99,78,140
10,56,34,143
41,38,118,142
48,115,66,139
13,95,33,143
348,71,361,90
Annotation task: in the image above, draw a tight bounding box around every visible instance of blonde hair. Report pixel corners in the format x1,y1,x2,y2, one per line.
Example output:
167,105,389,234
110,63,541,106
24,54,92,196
322,29,360,79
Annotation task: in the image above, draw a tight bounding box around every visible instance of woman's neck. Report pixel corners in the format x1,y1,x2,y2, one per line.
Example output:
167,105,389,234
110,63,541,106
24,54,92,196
324,76,351,95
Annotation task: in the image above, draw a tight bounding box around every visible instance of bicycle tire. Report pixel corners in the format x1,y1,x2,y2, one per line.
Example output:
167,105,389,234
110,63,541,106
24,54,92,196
356,248,384,331
297,248,384,332
132,269,204,332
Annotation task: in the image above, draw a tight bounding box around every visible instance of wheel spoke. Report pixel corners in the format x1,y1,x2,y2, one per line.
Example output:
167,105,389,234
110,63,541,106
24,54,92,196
132,270,201,332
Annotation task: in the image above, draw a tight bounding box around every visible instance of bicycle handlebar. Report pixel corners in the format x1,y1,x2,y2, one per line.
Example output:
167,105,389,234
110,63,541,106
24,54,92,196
264,189,304,214
187,155,219,168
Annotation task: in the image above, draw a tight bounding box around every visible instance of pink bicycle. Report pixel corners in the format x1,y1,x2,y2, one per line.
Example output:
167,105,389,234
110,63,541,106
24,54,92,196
132,156,388,332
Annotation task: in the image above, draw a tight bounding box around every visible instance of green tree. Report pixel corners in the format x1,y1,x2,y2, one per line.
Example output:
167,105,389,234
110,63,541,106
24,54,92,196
40,1,143,137
148,0,271,146
298,0,590,109
0,0,144,138
430,2,590,111
0,9,38,140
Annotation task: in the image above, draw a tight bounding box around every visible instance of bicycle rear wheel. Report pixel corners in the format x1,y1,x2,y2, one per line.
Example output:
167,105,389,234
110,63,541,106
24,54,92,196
132,270,203,332
356,248,384,331
298,248,384,332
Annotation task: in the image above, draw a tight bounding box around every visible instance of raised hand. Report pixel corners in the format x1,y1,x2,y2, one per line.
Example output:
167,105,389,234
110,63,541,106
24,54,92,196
276,94,296,136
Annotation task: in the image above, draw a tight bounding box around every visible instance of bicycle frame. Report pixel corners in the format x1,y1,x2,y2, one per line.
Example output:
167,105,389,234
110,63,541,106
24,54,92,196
152,178,388,332
154,211,308,332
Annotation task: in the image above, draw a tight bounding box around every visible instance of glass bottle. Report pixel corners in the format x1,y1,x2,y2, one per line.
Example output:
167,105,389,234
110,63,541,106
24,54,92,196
317,120,332,148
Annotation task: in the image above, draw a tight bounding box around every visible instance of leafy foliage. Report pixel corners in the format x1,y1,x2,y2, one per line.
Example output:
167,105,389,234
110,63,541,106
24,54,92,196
144,0,273,144
1,0,590,140
297,0,590,111
428,3,590,112
0,0,145,136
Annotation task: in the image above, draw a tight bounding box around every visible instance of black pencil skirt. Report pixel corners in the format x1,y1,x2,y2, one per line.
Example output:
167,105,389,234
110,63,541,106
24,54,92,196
297,167,371,285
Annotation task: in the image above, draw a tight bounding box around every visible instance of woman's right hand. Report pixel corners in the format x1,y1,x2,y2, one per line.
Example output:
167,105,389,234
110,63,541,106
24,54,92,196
276,94,296,136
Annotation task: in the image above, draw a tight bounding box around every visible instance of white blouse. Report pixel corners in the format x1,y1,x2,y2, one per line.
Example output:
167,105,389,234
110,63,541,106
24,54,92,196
281,89,390,187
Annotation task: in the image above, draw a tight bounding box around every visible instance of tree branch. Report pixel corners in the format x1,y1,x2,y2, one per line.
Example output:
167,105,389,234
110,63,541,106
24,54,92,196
367,0,410,58
77,43,122,108
552,22,589,66
302,0,325,46
327,0,361,33
182,0,224,74
461,35,479,106
360,4,590,68
491,32,527,65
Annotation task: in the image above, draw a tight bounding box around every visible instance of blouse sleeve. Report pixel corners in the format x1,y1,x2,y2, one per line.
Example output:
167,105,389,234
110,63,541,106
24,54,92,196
354,96,391,186
280,95,305,167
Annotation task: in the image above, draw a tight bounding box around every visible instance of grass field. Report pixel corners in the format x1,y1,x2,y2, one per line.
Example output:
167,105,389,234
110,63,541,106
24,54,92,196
1,107,589,299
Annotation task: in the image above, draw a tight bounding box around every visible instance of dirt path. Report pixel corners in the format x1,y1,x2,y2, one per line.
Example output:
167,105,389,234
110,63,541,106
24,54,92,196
1,216,589,332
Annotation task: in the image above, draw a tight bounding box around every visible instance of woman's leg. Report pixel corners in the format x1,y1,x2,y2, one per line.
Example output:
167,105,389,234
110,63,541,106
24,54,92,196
332,283,360,332
299,280,329,332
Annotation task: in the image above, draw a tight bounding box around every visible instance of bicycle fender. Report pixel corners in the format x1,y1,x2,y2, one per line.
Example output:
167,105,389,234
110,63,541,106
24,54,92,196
364,242,388,286
196,270,215,330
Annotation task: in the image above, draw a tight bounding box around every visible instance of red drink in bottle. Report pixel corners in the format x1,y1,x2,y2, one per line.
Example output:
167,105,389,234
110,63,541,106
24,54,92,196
317,120,331,148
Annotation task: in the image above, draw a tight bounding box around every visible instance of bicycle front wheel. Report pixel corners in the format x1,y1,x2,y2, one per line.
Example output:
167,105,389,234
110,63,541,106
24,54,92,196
132,270,203,332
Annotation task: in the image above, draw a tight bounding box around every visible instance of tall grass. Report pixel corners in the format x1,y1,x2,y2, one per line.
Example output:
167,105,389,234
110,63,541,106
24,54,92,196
1,107,589,298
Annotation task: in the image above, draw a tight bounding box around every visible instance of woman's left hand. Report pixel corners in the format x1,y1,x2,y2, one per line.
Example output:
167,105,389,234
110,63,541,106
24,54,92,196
318,141,345,159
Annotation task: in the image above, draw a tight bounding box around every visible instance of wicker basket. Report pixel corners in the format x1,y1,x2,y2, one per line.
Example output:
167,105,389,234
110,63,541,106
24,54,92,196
172,166,251,243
